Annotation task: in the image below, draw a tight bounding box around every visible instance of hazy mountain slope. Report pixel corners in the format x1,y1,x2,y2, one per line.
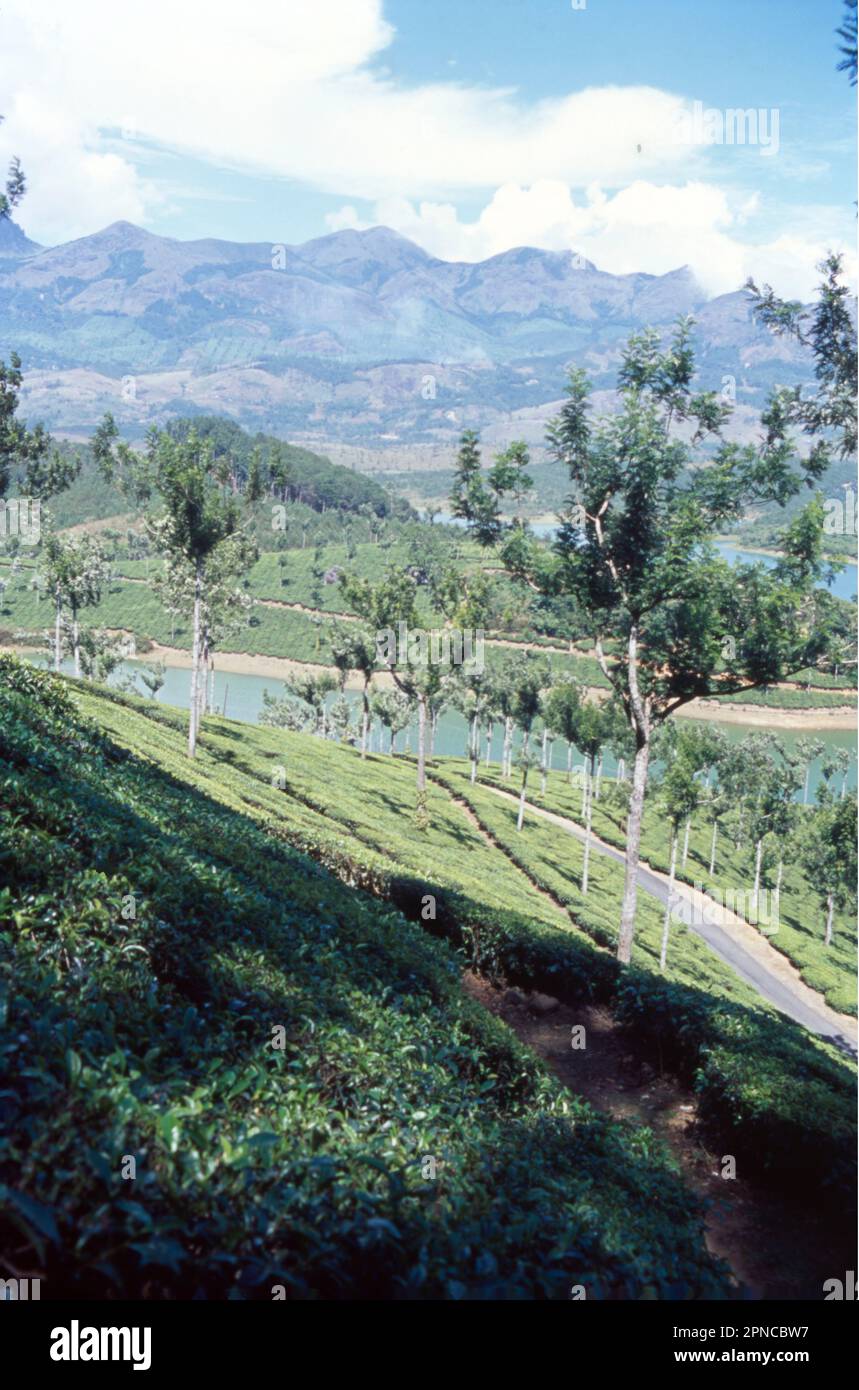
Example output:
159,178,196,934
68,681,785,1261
0,219,814,446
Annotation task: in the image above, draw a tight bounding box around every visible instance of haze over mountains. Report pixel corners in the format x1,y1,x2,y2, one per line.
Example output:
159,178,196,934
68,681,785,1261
0,216,811,456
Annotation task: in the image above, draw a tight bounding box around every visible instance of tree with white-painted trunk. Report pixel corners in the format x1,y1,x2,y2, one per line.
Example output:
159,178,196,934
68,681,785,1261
370,687,412,754
39,534,110,679
453,319,836,963
93,418,251,757
657,754,702,971
544,680,584,792
798,784,857,948
572,700,611,896
796,737,825,805
509,657,544,833
330,624,377,758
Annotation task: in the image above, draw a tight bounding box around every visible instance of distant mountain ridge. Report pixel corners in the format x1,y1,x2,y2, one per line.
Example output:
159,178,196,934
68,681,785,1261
0,217,812,449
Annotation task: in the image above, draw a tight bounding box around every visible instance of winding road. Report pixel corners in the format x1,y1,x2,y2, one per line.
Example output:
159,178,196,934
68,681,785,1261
487,786,858,1060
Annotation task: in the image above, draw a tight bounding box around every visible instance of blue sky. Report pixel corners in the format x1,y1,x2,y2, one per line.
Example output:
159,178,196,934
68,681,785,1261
0,0,854,295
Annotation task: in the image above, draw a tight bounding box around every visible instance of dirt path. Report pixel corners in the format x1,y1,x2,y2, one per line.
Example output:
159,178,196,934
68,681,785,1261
463,973,853,1299
486,784,857,1054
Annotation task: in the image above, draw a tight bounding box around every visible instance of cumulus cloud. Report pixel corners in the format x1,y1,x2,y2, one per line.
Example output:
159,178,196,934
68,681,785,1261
327,180,856,299
0,1,695,233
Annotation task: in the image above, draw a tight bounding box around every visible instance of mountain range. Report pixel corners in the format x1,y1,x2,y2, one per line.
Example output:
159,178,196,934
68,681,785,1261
0,217,812,456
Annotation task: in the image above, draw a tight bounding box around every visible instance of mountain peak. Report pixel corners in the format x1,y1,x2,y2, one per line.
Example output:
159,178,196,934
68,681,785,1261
297,225,431,269
0,216,43,258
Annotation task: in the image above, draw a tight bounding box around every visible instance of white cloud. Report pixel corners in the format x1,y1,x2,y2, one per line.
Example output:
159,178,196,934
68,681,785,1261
327,180,857,298
0,0,851,297
0,1,696,235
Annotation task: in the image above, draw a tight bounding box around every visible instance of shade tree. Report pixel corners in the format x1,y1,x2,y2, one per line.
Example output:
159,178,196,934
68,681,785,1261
94,417,256,757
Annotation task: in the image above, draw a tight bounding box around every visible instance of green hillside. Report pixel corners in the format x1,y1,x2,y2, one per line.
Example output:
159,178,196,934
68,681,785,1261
0,657,853,1298
0,655,728,1299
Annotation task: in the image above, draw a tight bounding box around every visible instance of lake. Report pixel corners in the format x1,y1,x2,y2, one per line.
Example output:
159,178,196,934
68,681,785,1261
435,514,857,602
43,654,856,801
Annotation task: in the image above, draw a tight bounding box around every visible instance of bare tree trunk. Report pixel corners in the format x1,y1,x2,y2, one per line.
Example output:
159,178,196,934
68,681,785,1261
594,753,603,801
681,816,691,868
72,602,81,679
709,819,718,876
485,721,493,767
753,836,763,903
516,731,530,832
660,830,678,972
503,716,513,779
188,564,202,757
361,691,370,759
197,639,209,726
774,856,783,930
617,729,650,964
54,591,62,672
582,752,594,895
540,728,548,797
417,695,427,793
470,713,479,784
617,757,626,783
824,890,835,945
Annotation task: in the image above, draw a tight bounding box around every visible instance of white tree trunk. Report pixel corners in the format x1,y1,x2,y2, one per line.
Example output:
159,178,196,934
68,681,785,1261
824,890,835,946
709,819,718,877
660,831,678,972
617,728,650,964
417,695,427,792
516,731,530,832
485,721,493,766
72,604,81,679
54,592,62,672
582,752,594,895
540,728,548,797
753,836,763,902
681,816,691,868
188,567,202,758
503,716,513,779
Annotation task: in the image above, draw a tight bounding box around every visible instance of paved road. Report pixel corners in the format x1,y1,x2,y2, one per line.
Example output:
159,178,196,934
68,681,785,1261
489,787,857,1060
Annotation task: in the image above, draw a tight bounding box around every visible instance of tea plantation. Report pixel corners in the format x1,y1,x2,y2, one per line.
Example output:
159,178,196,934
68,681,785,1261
0,658,854,1298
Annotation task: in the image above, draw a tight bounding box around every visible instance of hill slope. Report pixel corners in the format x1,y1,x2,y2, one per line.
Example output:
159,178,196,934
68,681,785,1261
0,656,730,1299
0,221,813,444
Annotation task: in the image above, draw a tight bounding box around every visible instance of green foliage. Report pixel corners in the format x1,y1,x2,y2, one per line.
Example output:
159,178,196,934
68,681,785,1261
0,655,729,1298
165,416,401,517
